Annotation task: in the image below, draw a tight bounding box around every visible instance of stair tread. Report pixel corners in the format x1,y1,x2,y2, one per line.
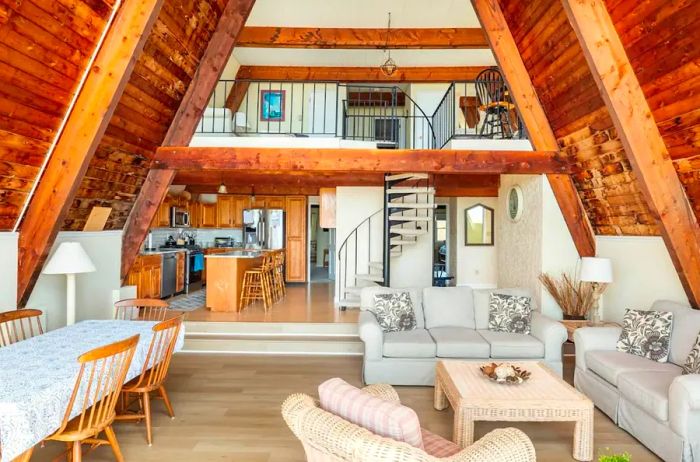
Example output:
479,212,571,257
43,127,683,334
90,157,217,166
387,187,435,194
389,216,432,222
385,173,429,181
390,228,428,235
388,202,437,208
355,273,384,282
390,239,418,245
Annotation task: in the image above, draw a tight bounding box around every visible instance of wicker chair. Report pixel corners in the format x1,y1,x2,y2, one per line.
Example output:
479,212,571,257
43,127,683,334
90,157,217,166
282,384,536,462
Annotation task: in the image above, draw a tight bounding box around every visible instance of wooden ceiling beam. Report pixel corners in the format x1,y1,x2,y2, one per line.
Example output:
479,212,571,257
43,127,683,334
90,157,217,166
16,0,165,306
153,147,568,174
562,0,700,307
236,27,489,49
472,0,596,258
236,65,489,82
121,0,256,280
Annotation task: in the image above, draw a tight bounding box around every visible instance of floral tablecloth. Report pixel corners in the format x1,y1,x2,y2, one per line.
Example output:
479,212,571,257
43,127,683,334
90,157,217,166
0,320,184,462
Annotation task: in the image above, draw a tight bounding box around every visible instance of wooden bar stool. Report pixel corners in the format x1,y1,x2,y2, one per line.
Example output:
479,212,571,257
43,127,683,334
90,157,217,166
274,250,286,301
239,253,274,311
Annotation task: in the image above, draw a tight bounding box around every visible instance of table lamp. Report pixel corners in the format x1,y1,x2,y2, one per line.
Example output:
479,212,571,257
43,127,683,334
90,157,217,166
42,242,96,326
579,257,613,324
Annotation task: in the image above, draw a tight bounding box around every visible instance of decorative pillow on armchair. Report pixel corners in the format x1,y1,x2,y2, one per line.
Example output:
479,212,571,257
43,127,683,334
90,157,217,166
617,309,674,362
488,293,532,334
369,292,417,333
683,332,700,374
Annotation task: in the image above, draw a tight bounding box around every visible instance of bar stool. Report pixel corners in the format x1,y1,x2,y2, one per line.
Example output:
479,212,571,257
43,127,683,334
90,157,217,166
240,253,274,311
272,250,286,302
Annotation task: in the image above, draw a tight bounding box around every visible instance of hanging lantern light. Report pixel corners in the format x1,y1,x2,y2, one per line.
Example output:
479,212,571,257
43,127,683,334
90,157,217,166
380,13,397,77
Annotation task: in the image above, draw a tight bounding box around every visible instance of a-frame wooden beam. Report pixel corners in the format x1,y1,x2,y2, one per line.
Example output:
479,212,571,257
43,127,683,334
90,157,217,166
16,0,164,306
121,0,256,280
236,27,489,49
471,0,596,258
562,0,700,307
236,65,488,82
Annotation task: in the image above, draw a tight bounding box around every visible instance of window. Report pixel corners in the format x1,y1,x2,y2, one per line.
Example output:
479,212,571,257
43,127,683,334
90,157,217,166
465,204,494,246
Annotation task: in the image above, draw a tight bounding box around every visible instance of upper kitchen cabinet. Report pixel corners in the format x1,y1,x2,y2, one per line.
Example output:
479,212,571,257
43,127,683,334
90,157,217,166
152,196,171,228
216,195,234,228
232,195,250,228
285,196,307,283
200,202,217,228
261,196,286,210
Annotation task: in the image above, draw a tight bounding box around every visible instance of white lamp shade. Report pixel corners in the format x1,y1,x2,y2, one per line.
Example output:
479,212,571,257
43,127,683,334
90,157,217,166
42,242,96,275
579,257,613,284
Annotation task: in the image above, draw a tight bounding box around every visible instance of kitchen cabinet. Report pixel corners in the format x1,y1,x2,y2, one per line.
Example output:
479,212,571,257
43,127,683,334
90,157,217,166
126,254,163,299
189,201,199,227
319,188,336,228
285,195,307,282
264,196,286,210
200,203,217,228
152,196,171,228
176,252,185,293
216,195,234,227
232,195,250,228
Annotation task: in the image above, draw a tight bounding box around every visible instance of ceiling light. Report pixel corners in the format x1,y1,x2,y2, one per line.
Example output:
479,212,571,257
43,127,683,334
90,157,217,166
380,12,397,77
217,183,228,194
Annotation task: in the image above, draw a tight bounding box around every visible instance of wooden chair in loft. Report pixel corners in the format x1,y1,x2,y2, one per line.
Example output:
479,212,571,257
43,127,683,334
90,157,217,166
0,308,44,347
114,298,169,321
44,335,140,462
475,67,518,138
115,316,182,445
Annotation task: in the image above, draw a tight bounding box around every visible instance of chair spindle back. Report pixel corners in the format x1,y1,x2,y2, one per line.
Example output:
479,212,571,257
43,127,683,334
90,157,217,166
115,299,169,321
132,316,182,390
0,309,44,347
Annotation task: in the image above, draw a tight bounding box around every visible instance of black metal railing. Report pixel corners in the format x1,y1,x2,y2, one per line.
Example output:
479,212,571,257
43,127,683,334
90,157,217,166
431,81,527,148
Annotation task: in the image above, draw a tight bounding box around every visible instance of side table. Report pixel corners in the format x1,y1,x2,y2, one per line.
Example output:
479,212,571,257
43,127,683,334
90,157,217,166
561,320,620,357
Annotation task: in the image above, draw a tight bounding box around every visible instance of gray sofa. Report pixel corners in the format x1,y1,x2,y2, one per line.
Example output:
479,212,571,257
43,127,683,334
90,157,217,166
574,300,700,462
358,286,568,386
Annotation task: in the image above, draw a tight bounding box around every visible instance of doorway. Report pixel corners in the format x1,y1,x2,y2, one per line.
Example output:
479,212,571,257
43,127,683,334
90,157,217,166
308,203,335,283
432,204,452,286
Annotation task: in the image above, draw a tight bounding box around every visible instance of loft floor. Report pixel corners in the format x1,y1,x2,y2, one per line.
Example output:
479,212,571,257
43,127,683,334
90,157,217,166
31,355,659,461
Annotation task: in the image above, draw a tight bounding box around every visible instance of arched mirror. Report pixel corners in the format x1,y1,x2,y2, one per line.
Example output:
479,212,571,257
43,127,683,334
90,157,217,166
465,204,494,246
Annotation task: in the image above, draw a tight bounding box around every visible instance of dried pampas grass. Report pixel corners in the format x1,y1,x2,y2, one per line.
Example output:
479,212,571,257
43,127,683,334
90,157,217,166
539,272,595,318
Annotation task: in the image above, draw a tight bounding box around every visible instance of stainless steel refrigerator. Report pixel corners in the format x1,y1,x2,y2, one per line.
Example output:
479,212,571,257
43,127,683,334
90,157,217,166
243,208,285,249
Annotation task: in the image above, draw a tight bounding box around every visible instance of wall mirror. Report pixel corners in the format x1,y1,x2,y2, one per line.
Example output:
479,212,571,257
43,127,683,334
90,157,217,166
465,204,494,246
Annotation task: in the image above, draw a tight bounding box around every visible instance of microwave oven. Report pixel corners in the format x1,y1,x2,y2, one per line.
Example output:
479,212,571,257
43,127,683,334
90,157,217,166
170,207,190,228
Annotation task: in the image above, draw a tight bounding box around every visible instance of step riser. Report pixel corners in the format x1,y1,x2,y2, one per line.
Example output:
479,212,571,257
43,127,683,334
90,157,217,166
184,321,358,336
182,338,363,356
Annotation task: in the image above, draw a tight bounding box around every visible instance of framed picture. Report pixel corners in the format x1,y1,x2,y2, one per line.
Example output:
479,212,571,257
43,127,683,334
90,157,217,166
260,89,285,122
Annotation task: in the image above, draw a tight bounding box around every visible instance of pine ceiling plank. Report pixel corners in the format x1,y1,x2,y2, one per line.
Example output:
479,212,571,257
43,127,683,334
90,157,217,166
473,0,596,257
16,0,165,306
562,0,700,307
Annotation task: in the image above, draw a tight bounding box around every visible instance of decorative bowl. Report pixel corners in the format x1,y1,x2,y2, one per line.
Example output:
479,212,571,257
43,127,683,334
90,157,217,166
479,362,531,384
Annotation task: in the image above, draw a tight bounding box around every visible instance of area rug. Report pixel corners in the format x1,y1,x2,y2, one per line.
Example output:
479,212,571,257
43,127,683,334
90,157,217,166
169,290,205,312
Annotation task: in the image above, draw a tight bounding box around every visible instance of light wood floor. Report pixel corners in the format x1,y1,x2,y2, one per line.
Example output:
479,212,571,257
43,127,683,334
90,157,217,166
184,282,359,323
32,356,660,462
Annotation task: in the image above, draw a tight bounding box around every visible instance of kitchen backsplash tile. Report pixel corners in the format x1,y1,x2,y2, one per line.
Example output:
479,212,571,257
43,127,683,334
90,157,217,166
146,228,243,250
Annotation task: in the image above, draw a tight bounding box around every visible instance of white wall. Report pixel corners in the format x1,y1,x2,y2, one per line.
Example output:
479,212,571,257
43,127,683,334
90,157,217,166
455,197,498,288
0,232,18,309
27,231,122,331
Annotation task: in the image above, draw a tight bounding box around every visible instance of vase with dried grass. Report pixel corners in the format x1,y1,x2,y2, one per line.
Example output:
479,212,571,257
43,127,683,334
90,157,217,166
539,272,595,320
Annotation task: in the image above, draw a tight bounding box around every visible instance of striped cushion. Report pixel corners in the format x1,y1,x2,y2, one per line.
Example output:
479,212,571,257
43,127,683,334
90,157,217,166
422,429,461,457
318,378,423,448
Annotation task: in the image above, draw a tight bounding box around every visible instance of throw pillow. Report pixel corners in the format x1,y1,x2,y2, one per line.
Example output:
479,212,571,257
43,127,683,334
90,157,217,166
683,332,700,374
617,309,674,362
488,293,532,334
369,292,417,333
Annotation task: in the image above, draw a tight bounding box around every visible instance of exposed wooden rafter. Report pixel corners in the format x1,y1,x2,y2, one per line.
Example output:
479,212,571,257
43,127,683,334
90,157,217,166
236,26,489,49
562,0,700,307
121,0,256,280
153,147,567,174
16,0,165,306
471,0,596,258
236,65,489,82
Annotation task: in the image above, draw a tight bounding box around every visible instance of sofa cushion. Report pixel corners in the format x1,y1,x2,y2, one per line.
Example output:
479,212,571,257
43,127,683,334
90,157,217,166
478,330,545,358
383,329,436,358
473,288,535,330
318,378,423,448
369,292,417,333
683,332,700,374
617,309,674,363
422,429,461,457
488,293,532,335
618,370,679,422
422,287,475,329
586,350,682,386
429,327,490,358
361,287,424,328
651,300,700,367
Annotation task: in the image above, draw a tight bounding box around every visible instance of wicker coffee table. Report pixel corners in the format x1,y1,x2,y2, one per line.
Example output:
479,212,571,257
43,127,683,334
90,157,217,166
434,360,594,461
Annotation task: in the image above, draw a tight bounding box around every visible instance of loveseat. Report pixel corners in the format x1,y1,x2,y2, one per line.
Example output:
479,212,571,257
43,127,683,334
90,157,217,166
358,286,568,386
574,300,700,462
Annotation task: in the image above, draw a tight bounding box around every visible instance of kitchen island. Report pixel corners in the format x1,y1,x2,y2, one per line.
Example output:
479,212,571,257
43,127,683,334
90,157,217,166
205,250,264,312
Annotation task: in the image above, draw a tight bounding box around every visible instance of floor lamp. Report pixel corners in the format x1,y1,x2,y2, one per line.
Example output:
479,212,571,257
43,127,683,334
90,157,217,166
42,242,96,326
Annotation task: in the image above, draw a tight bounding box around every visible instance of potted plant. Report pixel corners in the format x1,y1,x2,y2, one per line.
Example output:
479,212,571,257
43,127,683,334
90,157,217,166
539,272,595,320
598,450,631,462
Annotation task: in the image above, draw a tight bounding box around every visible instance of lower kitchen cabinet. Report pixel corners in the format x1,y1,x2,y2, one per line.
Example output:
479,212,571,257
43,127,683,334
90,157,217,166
285,196,307,283
126,254,163,299
176,252,185,292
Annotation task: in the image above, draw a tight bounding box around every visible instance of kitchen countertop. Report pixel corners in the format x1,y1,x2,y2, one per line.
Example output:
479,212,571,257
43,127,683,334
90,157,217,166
141,249,187,255
204,250,264,259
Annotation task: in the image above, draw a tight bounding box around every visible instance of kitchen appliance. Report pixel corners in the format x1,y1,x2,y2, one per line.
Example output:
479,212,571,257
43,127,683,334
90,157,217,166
186,249,204,293
214,237,234,248
160,253,177,298
170,206,190,228
243,209,284,249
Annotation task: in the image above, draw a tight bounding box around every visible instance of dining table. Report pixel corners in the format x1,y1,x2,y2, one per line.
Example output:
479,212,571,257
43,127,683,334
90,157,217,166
0,319,185,462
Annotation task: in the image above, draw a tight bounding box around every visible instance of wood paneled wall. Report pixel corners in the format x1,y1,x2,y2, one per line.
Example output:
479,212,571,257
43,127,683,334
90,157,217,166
498,0,658,236
0,0,116,230
61,0,228,231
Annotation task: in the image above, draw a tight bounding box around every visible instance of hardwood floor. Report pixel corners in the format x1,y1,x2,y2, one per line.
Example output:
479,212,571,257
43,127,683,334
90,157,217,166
31,355,660,462
184,282,359,323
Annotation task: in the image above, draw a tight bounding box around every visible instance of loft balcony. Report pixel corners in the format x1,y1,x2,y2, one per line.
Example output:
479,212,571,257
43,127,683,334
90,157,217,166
193,76,529,150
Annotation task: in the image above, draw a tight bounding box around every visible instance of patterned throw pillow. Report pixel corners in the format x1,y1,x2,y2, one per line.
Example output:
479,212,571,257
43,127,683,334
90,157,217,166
369,292,417,333
617,309,674,363
488,293,532,334
683,332,700,374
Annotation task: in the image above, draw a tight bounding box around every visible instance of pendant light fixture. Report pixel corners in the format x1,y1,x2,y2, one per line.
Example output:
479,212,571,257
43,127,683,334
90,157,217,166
380,12,397,77
217,183,228,194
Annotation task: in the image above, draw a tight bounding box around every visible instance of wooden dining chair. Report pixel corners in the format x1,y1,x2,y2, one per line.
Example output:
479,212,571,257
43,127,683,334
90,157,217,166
114,298,169,321
115,316,182,445
44,334,140,462
0,309,44,347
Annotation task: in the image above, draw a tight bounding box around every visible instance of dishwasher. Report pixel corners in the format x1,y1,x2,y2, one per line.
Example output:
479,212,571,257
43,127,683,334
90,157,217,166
161,253,177,298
